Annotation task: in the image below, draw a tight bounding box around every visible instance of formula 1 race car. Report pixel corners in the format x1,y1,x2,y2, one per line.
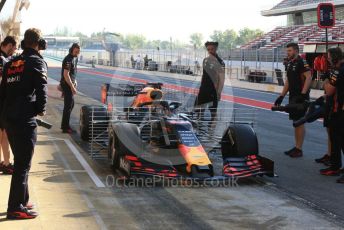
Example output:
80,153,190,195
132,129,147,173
80,82,274,180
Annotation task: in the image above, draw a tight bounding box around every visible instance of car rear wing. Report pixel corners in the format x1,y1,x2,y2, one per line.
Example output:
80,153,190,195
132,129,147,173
101,83,164,104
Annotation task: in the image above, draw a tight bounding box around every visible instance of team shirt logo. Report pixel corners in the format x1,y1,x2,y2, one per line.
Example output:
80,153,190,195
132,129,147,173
7,59,25,83
329,70,339,86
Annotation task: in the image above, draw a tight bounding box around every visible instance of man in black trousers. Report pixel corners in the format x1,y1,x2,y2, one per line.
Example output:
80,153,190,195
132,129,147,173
320,47,344,183
0,28,48,219
0,35,17,175
274,43,312,158
195,41,225,123
60,43,80,133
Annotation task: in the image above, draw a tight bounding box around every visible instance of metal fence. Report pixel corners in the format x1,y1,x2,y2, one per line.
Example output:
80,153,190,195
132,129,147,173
115,48,285,71
88,107,109,159
44,47,288,85
112,48,286,84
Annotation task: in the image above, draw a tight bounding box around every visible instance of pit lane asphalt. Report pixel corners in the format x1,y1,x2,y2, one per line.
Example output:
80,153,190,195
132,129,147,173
47,64,344,224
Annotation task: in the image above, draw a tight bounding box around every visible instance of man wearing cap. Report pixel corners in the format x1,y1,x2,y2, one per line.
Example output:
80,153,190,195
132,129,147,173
195,41,225,123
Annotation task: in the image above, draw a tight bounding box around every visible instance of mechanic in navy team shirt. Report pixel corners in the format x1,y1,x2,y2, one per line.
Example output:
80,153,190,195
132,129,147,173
0,28,48,219
319,47,344,183
0,36,17,175
274,42,312,158
195,41,225,123
60,43,80,133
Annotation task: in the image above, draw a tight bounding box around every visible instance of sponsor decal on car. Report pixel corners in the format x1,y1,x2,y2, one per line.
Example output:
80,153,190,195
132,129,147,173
119,156,130,175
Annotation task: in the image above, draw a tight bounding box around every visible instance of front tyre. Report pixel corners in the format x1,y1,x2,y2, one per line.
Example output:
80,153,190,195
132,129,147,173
221,124,259,159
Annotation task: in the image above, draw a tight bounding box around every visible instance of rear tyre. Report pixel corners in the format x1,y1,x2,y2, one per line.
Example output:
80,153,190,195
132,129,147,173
80,105,108,141
110,123,142,177
109,134,120,171
109,133,131,177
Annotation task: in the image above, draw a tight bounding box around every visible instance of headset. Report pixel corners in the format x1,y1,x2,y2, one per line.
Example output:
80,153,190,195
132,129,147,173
38,38,47,50
20,37,47,50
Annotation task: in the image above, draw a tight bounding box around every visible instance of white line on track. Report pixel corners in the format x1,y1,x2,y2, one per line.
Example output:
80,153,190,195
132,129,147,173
63,170,87,173
51,138,108,230
46,136,105,188
63,139,106,188
231,86,287,97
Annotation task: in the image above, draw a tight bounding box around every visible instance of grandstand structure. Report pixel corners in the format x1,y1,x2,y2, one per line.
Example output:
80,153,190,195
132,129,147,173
242,0,344,51
232,0,344,61
241,23,344,50
262,0,342,18
44,36,80,49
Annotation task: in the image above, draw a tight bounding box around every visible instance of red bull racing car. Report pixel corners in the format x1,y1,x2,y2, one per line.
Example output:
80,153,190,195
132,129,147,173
80,82,274,180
